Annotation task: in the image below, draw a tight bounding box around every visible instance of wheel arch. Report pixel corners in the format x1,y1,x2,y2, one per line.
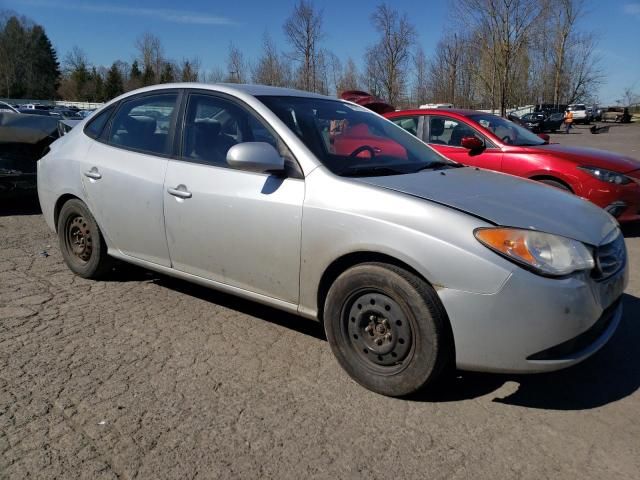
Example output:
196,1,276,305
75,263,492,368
53,193,82,232
316,250,456,366
528,174,574,193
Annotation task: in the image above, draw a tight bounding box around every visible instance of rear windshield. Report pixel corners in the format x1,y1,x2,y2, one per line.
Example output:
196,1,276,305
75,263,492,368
257,95,457,177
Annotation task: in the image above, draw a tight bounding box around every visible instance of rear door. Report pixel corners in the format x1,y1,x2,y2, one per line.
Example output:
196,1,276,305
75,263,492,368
423,114,503,171
162,91,304,303
81,91,179,266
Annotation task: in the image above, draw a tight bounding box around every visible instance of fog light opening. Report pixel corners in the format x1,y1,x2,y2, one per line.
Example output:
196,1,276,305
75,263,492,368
605,201,626,218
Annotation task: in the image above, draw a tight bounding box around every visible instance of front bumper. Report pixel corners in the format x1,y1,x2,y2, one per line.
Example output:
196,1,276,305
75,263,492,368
438,259,628,373
581,175,640,223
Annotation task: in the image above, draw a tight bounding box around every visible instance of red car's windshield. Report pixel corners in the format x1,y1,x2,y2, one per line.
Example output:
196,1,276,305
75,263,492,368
469,113,546,147
258,96,457,177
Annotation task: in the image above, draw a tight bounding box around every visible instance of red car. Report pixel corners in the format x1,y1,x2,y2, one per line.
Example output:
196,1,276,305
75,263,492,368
383,109,640,222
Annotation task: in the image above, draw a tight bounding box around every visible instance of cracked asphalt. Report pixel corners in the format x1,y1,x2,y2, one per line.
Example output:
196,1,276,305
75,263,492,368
1,123,639,479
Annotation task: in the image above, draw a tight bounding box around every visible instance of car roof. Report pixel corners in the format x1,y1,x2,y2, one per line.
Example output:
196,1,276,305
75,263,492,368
385,108,488,117
119,82,331,100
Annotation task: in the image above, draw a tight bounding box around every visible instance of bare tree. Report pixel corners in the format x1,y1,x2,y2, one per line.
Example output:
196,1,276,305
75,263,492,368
412,47,429,105
253,32,290,87
135,32,164,84
62,46,89,74
337,57,359,95
549,0,581,106
622,84,639,106
563,33,602,104
283,0,324,92
226,42,246,83
456,0,543,115
207,67,225,83
180,58,200,82
365,3,416,105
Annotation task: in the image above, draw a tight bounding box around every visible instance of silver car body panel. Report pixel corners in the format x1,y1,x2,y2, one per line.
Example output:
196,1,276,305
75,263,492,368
37,83,627,374
163,160,304,303
81,140,171,266
356,168,619,246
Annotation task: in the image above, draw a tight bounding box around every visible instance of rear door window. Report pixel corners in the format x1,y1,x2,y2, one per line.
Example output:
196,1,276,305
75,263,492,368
84,106,114,139
107,93,178,156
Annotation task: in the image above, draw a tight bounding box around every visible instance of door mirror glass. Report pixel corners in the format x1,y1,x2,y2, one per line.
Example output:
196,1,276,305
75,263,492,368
460,136,484,151
226,142,285,174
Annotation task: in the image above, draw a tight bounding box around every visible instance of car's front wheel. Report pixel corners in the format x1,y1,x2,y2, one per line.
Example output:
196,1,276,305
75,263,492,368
57,199,114,278
324,263,452,397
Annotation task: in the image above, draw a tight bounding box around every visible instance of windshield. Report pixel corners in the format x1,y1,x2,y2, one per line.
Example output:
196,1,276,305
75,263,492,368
257,96,457,176
468,113,546,146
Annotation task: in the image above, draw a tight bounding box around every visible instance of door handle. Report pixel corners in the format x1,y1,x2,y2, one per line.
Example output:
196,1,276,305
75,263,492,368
84,168,102,180
167,185,192,199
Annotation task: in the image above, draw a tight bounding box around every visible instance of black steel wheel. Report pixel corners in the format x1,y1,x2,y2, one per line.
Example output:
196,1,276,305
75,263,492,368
324,263,453,397
57,199,113,278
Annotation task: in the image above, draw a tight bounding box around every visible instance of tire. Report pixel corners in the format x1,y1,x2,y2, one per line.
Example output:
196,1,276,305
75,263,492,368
538,178,572,192
323,263,453,397
57,198,114,279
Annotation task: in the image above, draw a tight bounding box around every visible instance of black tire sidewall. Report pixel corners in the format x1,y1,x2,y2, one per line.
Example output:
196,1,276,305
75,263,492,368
324,264,445,397
57,199,108,278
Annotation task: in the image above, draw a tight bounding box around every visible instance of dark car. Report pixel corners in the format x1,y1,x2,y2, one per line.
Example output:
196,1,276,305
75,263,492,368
520,112,565,133
0,112,62,197
602,107,632,123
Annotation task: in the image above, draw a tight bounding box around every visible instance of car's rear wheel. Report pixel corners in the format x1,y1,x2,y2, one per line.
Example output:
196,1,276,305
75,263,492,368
58,199,114,278
324,263,452,397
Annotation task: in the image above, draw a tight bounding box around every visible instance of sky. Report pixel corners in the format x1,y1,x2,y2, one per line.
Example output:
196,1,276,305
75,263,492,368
2,0,639,104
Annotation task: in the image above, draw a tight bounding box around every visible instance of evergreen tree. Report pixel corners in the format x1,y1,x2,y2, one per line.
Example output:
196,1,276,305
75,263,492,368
127,60,142,90
142,64,155,86
160,62,175,83
104,62,124,100
26,25,60,98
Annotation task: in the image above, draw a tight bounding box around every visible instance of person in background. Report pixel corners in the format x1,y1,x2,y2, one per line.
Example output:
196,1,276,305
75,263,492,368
564,109,573,134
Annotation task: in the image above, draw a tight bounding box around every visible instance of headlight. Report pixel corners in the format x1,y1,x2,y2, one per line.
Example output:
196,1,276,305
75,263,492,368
578,166,631,185
475,228,594,276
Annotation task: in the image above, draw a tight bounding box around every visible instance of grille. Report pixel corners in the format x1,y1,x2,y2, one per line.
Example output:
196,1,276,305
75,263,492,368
593,233,626,280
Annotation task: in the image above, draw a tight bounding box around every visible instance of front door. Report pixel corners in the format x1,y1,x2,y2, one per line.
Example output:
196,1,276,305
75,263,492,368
424,115,503,171
81,91,179,266
163,92,304,303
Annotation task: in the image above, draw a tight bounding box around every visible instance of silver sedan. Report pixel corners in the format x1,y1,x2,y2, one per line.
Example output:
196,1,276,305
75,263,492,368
37,84,628,396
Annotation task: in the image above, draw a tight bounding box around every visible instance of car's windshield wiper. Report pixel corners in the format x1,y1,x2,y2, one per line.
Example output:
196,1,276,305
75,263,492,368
340,166,407,177
413,161,462,173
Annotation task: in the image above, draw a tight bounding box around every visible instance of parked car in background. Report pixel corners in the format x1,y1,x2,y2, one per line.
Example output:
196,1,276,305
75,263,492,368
37,83,628,397
520,112,565,133
1,112,61,197
534,103,567,115
17,107,52,116
0,101,19,113
567,104,591,124
78,109,96,119
385,108,640,222
602,107,631,123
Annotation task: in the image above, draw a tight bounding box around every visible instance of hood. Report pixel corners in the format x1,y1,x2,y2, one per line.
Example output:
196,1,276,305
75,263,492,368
525,144,640,173
355,167,618,246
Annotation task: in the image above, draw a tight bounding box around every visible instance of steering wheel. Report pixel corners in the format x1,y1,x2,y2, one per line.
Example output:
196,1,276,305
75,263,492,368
501,136,512,145
349,145,376,158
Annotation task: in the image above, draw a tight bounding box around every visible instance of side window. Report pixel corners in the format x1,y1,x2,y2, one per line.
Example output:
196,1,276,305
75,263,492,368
108,93,177,155
429,115,483,147
181,94,281,168
84,106,114,139
390,116,419,137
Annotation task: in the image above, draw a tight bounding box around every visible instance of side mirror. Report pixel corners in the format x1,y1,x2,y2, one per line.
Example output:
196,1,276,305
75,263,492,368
538,133,550,144
226,142,285,174
460,136,484,151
